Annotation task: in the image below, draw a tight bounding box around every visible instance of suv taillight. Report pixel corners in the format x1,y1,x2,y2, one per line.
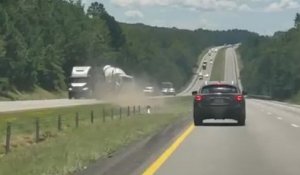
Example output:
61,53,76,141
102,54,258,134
195,95,204,102
235,95,243,102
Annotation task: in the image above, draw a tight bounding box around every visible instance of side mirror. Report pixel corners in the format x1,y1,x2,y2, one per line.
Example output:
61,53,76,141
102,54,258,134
192,91,197,96
242,90,247,95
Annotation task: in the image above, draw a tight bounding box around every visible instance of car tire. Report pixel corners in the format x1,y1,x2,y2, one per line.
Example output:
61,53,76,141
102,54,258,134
237,112,246,126
193,110,203,126
194,118,203,126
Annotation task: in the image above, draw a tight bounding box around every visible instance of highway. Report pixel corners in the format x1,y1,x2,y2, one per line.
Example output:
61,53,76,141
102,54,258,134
142,46,300,175
3,46,300,175
0,47,216,113
2,46,300,175
178,47,220,96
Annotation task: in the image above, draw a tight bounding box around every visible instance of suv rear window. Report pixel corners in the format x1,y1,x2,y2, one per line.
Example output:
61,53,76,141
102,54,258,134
201,85,238,94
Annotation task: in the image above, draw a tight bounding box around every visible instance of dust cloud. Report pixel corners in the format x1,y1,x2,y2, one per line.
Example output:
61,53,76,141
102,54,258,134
95,78,166,110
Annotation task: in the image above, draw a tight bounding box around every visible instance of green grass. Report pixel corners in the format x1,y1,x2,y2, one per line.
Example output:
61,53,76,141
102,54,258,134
210,48,226,81
163,96,193,113
0,96,191,175
1,86,67,101
0,103,112,154
179,47,211,92
287,91,300,105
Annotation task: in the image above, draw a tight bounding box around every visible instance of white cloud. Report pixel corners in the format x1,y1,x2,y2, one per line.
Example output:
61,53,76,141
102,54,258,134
149,17,218,30
111,0,172,7
265,0,300,12
125,10,144,18
238,4,253,11
198,18,218,29
111,0,256,11
181,0,238,11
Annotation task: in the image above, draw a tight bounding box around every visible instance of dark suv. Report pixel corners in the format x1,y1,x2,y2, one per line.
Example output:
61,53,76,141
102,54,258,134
192,82,246,126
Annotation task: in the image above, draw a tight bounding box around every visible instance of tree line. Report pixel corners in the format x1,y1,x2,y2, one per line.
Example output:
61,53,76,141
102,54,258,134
239,13,300,100
0,0,257,99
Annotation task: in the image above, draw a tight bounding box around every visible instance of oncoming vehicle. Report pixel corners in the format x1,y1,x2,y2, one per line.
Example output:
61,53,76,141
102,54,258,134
143,86,156,96
198,72,203,80
192,82,246,126
161,82,176,95
68,65,133,99
68,66,99,99
202,61,207,70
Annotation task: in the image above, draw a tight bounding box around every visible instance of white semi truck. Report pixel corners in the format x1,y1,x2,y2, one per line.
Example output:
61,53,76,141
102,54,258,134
68,65,133,99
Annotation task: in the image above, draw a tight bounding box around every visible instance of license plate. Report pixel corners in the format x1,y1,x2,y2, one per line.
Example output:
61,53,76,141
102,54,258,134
214,99,224,103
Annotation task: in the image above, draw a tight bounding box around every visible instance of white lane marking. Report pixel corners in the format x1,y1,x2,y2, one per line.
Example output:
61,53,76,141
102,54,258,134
267,112,272,115
277,117,283,120
291,124,300,128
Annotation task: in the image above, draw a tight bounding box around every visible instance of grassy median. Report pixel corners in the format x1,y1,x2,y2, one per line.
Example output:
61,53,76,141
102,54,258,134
0,103,111,153
210,48,226,81
288,91,300,105
0,97,191,175
179,47,211,92
1,86,67,100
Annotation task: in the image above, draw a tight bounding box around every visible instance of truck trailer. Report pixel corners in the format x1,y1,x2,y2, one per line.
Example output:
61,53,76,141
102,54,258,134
68,65,133,99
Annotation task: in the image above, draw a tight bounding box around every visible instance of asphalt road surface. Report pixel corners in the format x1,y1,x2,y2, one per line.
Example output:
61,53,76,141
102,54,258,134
142,46,300,175
178,47,221,96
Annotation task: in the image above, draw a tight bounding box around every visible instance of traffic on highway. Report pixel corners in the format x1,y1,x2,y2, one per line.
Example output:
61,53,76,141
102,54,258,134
140,46,300,175
2,44,300,175
1,1,300,175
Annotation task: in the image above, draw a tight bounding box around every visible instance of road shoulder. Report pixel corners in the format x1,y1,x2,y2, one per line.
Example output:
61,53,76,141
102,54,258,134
75,116,191,175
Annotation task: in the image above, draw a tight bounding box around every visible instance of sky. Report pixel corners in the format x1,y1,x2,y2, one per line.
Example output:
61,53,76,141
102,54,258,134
81,0,300,35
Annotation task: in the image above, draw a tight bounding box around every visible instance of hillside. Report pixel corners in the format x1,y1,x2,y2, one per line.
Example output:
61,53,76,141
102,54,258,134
121,23,257,88
239,13,300,101
0,0,257,100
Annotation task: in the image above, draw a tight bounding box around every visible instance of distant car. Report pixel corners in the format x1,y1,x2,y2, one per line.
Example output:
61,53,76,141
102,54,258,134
192,82,246,126
204,73,210,78
143,86,155,96
212,48,218,52
161,82,176,95
202,62,207,70
199,72,203,80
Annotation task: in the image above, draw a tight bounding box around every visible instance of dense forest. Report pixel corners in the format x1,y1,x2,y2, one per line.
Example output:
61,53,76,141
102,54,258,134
239,13,300,100
0,0,257,99
121,24,257,87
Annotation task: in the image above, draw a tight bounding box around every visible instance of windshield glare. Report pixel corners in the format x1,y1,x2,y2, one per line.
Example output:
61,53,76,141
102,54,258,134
70,77,87,83
201,85,238,94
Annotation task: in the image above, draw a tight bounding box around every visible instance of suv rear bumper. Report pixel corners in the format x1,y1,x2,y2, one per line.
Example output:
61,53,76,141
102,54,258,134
194,104,245,120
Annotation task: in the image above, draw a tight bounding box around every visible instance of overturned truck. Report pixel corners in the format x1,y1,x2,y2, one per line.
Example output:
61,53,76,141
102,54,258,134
68,65,134,99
